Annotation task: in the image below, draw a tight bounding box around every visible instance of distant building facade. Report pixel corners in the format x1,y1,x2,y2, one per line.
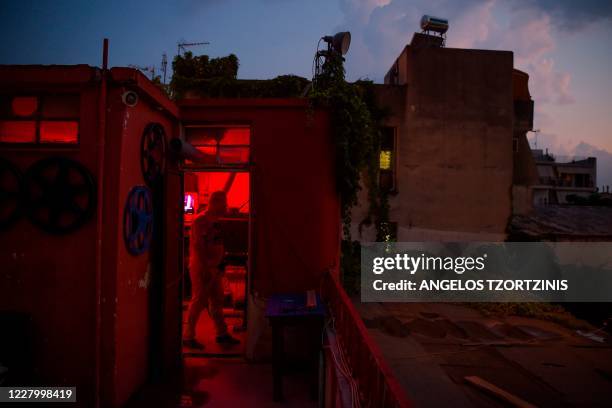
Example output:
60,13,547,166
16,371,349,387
351,32,537,242
531,149,597,205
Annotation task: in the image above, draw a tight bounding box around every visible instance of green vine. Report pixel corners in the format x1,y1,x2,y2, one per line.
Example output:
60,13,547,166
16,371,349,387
307,52,389,241
169,52,390,242
307,51,391,290
170,52,308,98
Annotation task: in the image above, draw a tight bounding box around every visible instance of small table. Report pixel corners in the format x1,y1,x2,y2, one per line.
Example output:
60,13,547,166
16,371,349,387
265,293,326,402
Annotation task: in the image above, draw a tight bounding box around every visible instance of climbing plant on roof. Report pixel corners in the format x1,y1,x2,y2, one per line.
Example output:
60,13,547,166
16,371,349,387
308,49,390,292
169,52,390,243
170,52,308,98
308,51,390,242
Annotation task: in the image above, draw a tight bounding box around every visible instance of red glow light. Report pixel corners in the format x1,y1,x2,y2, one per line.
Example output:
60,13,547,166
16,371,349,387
0,121,36,143
194,146,249,164
11,96,38,117
195,145,217,156
40,121,78,144
221,128,250,145
197,172,249,213
188,127,250,165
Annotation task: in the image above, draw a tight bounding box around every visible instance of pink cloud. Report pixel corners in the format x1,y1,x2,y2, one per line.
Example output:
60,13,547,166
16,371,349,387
337,0,612,181
339,0,575,107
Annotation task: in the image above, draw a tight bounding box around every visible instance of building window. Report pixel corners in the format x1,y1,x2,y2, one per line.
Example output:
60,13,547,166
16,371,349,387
185,126,250,167
379,127,396,192
0,95,80,145
0,121,36,143
379,150,392,170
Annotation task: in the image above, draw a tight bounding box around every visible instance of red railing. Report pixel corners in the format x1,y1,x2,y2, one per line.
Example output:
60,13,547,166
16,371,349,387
321,271,412,408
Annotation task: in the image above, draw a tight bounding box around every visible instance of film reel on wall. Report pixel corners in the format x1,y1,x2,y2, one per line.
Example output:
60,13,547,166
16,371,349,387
123,185,154,255
23,157,97,234
140,123,166,187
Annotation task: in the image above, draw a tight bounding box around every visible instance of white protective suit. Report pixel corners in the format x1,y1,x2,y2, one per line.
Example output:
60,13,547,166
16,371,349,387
184,208,228,340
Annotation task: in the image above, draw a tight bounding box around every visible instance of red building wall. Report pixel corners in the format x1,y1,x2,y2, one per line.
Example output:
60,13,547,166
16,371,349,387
101,68,181,407
1,67,340,405
178,99,341,297
0,66,182,408
0,65,101,407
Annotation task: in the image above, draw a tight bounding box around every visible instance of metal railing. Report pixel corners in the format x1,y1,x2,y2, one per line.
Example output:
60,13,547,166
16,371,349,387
321,271,412,408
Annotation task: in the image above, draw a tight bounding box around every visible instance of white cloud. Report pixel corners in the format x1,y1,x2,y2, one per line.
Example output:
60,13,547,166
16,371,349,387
531,58,574,104
469,4,574,106
339,0,489,80
338,0,574,106
444,0,497,49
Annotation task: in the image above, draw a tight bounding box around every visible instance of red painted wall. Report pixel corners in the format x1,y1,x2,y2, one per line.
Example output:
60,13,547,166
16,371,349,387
0,66,182,408
1,67,340,407
101,69,180,407
0,65,101,408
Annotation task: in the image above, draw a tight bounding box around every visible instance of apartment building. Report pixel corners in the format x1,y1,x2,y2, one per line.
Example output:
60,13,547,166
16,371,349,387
351,32,536,241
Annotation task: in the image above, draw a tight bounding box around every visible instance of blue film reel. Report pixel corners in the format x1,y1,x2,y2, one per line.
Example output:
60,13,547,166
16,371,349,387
123,185,153,255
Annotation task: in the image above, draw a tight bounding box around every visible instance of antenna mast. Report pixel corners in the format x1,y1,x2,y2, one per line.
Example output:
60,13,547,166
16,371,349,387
177,41,210,56
161,53,168,84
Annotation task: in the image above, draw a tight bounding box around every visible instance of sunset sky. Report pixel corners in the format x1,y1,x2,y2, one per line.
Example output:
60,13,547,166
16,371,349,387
1,0,610,187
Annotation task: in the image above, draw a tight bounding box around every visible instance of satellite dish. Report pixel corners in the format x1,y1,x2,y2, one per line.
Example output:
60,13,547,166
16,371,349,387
332,31,351,55
323,31,351,55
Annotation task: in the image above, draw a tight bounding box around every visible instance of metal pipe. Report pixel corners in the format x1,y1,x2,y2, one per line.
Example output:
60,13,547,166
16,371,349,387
94,38,108,408
169,137,207,162
223,172,237,193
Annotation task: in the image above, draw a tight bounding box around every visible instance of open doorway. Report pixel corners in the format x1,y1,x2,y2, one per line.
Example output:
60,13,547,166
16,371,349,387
181,169,250,357
179,124,251,360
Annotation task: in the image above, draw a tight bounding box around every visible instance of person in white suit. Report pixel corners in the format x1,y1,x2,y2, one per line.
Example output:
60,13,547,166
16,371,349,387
184,191,239,349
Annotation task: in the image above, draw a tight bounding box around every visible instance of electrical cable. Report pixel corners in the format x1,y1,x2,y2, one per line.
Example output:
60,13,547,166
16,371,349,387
323,308,363,408
312,37,324,89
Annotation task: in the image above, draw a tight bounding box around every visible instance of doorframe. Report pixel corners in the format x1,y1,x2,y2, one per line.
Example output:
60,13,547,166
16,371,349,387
178,166,254,358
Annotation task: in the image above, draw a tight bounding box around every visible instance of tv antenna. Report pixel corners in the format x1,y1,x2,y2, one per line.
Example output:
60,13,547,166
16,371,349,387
177,41,210,56
529,128,541,149
161,53,168,84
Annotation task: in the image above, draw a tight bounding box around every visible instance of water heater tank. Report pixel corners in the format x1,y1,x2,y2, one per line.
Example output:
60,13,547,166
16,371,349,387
420,15,449,34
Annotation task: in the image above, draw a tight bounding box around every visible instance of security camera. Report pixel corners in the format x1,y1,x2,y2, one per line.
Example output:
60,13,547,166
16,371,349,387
122,91,138,107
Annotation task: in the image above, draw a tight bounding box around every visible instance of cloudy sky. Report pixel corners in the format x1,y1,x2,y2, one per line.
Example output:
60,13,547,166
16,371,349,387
1,0,610,187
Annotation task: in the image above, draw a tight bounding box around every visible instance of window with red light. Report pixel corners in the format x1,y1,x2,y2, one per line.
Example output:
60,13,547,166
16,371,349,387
185,126,250,166
0,94,80,145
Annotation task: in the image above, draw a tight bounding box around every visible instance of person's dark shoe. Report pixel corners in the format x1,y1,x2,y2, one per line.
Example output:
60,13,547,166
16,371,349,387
183,338,205,350
216,334,240,345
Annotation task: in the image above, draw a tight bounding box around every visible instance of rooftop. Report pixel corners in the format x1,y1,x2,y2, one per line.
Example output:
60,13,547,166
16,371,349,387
509,205,612,240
